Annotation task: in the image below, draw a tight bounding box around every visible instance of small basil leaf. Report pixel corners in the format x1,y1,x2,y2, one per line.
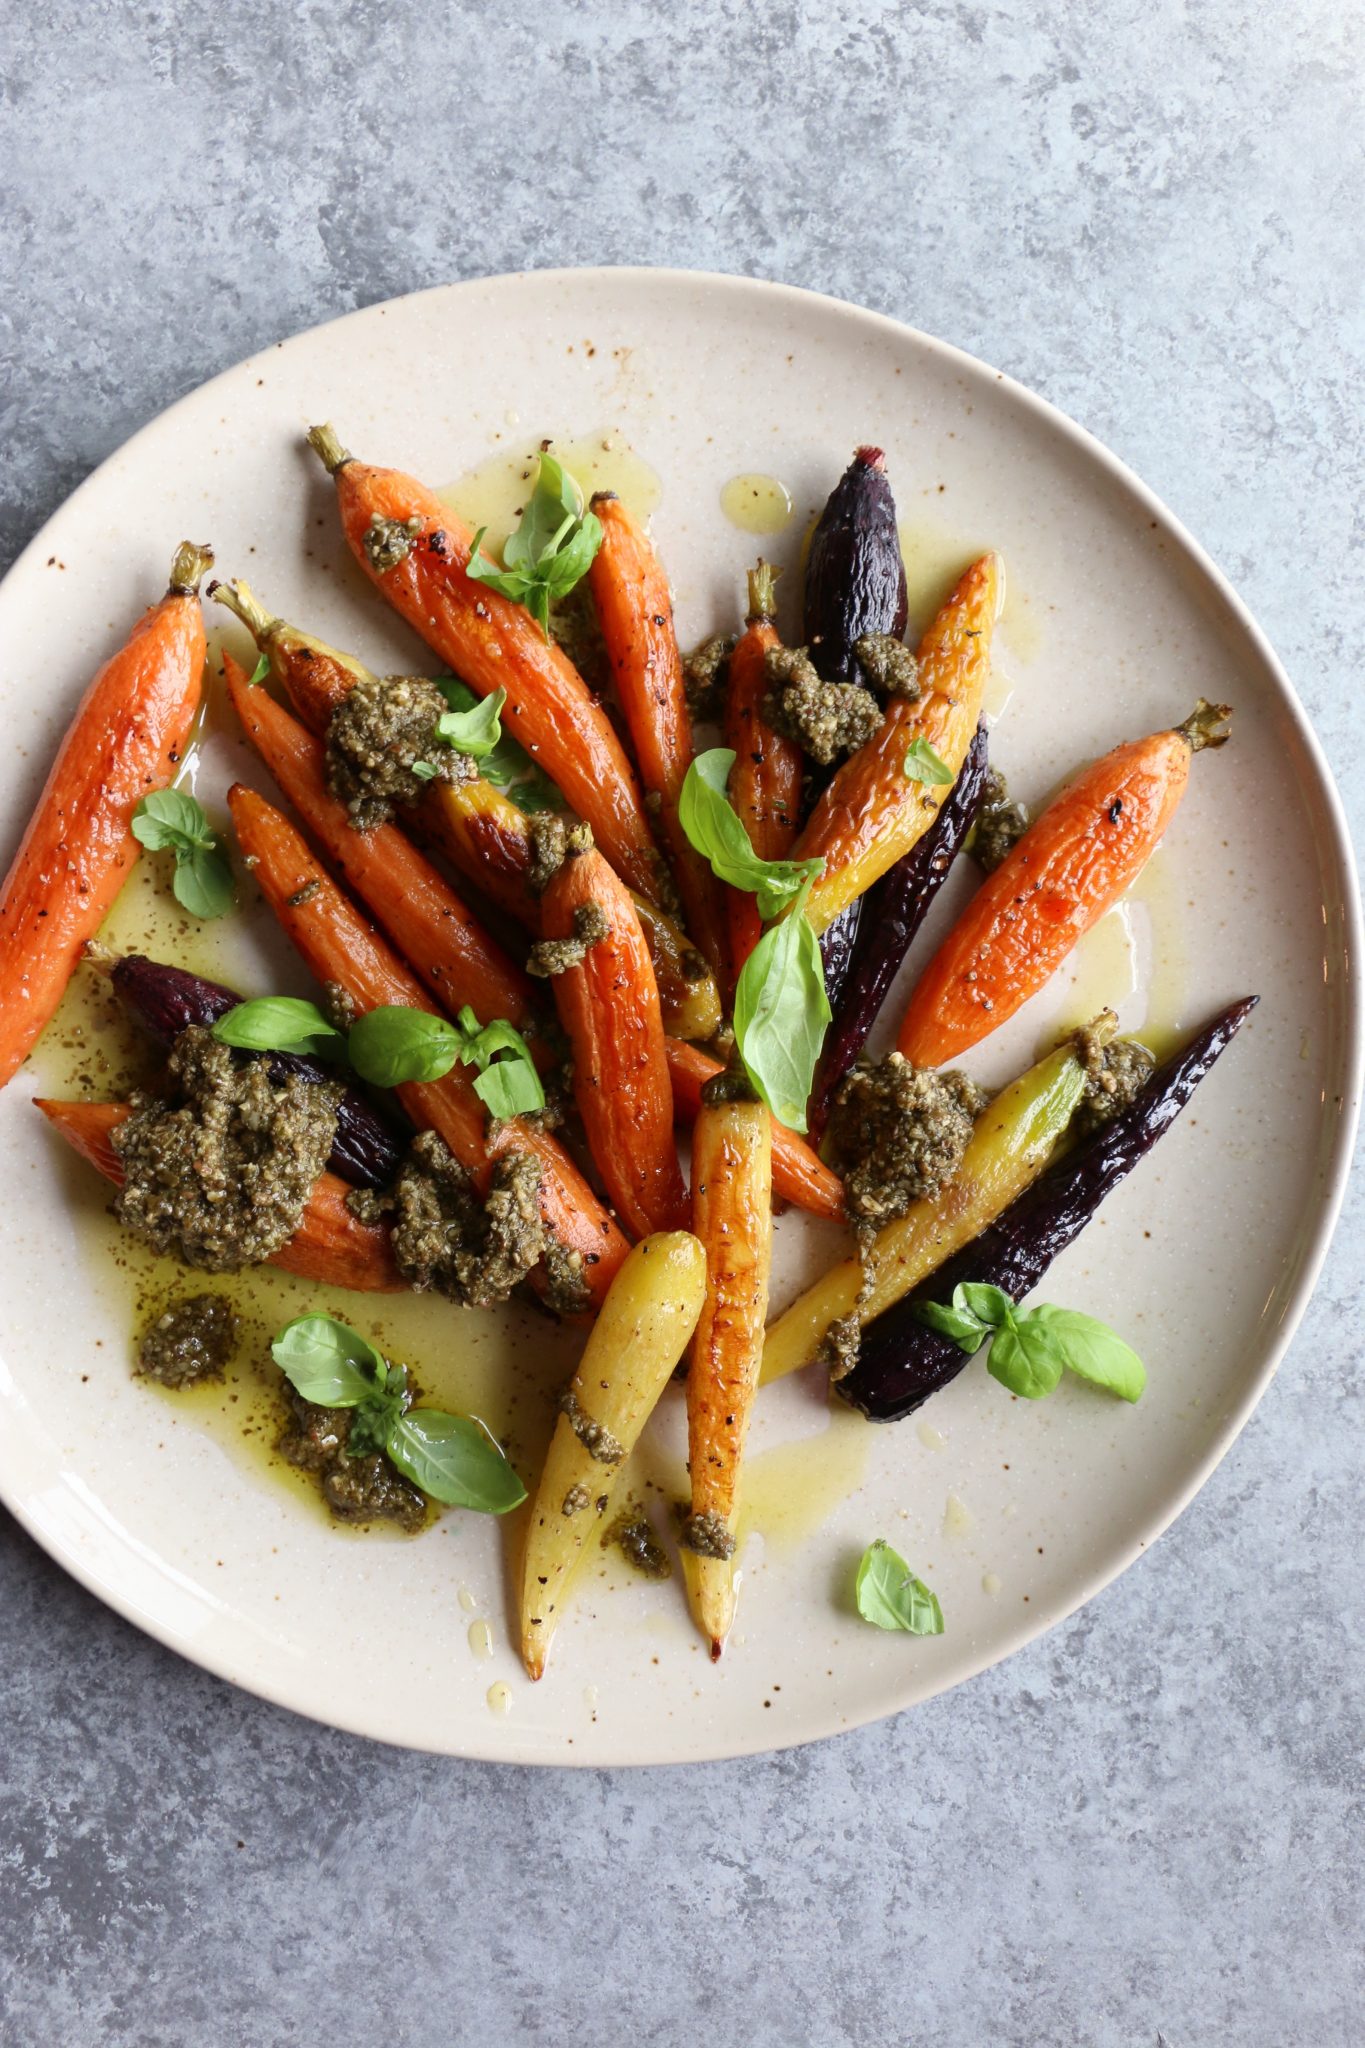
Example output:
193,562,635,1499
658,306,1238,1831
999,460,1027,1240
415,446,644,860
171,844,235,921
247,652,271,687
348,1007,460,1087
1023,1304,1147,1403
679,749,823,920
411,760,439,782
540,510,603,593
211,996,343,1058
474,1058,544,1120
913,1299,988,1353
904,738,954,786
855,1541,945,1635
385,1409,528,1513
987,1320,1065,1400
732,879,831,1133
132,787,215,853
957,1282,1016,1329
271,1313,386,1407
346,1365,411,1457
434,676,563,811
502,453,582,570
465,456,601,640
434,686,506,759
466,529,537,604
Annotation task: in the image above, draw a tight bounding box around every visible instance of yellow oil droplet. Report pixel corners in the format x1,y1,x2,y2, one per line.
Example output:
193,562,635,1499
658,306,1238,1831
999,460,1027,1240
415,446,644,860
943,1492,974,1537
1040,900,1140,1044
720,473,794,536
437,432,662,555
917,1420,946,1451
468,1619,494,1661
486,1681,513,1718
982,1570,1002,1596
737,1408,870,1554
457,1585,479,1615
1126,847,1190,1057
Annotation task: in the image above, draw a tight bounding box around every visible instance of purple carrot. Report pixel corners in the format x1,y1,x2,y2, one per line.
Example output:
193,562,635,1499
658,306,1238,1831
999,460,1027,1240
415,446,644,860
104,953,403,1189
837,996,1259,1422
808,719,991,1137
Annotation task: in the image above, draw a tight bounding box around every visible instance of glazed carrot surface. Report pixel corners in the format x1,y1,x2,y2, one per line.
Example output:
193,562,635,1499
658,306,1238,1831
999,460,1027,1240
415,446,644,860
223,651,536,1031
588,494,726,975
306,428,661,899
792,553,1002,934
0,543,211,1090
36,1097,405,1291
229,784,628,1306
664,1037,844,1221
724,562,802,980
897,702,1230,1067
538,840,689,1241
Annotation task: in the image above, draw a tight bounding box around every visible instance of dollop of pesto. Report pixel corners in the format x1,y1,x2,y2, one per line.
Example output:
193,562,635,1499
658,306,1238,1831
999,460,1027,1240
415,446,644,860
852,632,921,698
526,901,610,978
560,1390,625,1465
137,1293,239,1388
603,1504,672,1579
678,1509,736,1560
681,633,737,721
325,671,474,831
1070,1021,1156,1137
826,1053,987,1224
971,767,1031,872
278,1389,426,1531
113,1029,342,1271
385,1131,545,1309
763,645,881,765
362,512,423,574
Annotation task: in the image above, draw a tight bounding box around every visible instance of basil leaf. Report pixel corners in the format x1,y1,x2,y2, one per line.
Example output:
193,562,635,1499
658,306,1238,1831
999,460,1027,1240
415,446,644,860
131,788,215,852
247,652,271,687
465,455,602,641
986,1318,1065,1400
540,510,603,594
680,750,823,921
904,738,954,786
1023,1304,1147,1403
346,1364,411,1457
957,1282,1015,1329
855,1541,945,1635
454,1006,545,1119
271,1313,386,1407
466,530,537,604
431,677,564,811
348,1007,460,1088
914,1298,988,1353
211,996,343,1058
501,453,582,570
434,686,506,759
172,843,235,921
411,760,439,782
732,880,831,1133
385,1409,527,1513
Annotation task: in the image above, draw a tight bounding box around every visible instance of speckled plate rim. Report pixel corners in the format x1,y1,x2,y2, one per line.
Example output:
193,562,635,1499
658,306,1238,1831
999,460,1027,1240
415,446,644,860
0,267,1360,1764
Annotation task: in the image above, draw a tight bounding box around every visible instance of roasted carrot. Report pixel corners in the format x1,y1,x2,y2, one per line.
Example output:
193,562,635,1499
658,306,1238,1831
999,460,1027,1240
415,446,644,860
216,580,723,1036
663,1037,844,1221
536,836,689,1240
683,1066,774,1656
36,1097,405,1291
587,493,726,974
724,560,803,979
790,553,1003,934
0,542,212,1090
305,426,661,899
222,651,536,1031
897,700,1232,1066
229,785,628,1307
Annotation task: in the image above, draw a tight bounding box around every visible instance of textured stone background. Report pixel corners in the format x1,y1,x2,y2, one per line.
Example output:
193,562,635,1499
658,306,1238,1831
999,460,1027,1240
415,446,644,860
2,4,1362,2043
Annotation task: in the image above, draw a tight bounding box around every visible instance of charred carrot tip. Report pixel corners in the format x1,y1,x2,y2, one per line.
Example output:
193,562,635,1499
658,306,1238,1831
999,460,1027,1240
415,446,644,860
306,422,353,475
167,541,214,596
854,445,886,470
212,577,277,645
710,1639,724,1662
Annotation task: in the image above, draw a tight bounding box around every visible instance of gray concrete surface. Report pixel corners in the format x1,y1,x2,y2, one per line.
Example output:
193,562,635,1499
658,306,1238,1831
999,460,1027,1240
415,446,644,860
2,4,1362,2043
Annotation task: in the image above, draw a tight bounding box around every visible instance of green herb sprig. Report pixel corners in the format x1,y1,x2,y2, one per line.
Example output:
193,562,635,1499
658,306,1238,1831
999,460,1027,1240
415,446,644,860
679,750,823,920
914,1282,1147,1402
466,453,602,638
732,877,831,1133
855,1541,945,1635
131,790,234,920
903,737,954,786
420,676,563,813
271,1313,526,1513
212,999,544,1119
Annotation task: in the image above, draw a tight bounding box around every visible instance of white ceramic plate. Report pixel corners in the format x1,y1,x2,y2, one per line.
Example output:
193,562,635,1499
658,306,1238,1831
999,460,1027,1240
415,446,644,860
0,270,1358,1764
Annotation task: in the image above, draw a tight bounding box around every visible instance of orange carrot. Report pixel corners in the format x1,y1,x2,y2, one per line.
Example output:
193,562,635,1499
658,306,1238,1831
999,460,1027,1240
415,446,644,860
36,1097,405,1291
897,700,1232,1066
663,1037,844,1221
229,785,628,1307
305,426,661,899
723,561,803,978
0,542,212,1089
683,1070,774,1656
791,553,1002,934
538,838,689,1240
587,493,726,975
222,651,536,1031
